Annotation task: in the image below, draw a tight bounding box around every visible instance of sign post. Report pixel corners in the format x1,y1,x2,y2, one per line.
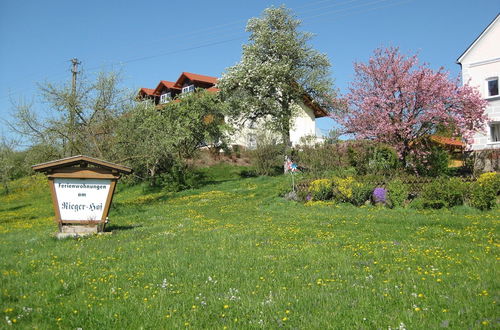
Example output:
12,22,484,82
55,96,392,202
32,155,132,238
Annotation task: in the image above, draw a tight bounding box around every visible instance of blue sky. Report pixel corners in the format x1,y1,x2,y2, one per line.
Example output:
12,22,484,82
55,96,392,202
0,0,499,142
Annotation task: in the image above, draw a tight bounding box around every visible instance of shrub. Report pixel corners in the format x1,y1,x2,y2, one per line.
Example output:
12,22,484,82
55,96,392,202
158,164,205,192
347,141,398,176
387,179,409,208
351,182,375,206
372,187,387,205
332,176,355,202
408,197,425,210
251,132,284,176
412,145,450,177
295,143,349,175
468,172,499,210
420,177,466,209
308,179,333,201
330,176,373,205
476,172,500,195
367,145,398,175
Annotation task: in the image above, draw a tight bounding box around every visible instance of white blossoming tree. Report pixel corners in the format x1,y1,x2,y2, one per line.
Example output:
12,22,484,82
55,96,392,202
218,6,336,147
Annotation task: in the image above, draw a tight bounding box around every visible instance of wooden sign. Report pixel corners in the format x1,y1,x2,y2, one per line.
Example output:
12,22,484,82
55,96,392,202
32,155,132,236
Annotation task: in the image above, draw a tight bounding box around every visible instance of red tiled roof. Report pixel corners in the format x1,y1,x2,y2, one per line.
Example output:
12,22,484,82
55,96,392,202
139,88,156,96
206,87,220,93
153,80,179,95
174,72,218,88
430,135,465,148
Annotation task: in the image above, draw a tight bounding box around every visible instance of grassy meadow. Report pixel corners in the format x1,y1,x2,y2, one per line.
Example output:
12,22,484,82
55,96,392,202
0,165,498,329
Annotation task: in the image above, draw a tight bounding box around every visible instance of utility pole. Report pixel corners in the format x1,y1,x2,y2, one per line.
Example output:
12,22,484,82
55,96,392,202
71,58,80,95
69,58,81,156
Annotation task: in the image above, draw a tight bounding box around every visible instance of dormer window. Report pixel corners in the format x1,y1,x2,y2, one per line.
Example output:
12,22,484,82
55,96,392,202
487,77,498,97
160,92,171,104
182,85,195,94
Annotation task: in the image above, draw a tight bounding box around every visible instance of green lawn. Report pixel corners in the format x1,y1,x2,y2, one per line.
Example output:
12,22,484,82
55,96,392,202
0,167,498,328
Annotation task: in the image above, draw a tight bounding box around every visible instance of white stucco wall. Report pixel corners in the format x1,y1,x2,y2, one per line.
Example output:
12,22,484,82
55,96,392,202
459,15,500,151
290,101,318,146
227,101,321,148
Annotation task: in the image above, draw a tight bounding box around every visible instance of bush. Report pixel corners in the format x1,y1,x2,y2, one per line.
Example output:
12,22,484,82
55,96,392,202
372,187,387,205
412,145,450,177
347,141,398,176
331,176,373,205
295,143,349,175
367,145,399,175
331,176,355,203
420,177,466,209
308,179,333,201
351,182,375,206
476,172,500,195
158,164,206,192
467,172,499,210
387,179,409,208
251,132,284,176
408,197,425,210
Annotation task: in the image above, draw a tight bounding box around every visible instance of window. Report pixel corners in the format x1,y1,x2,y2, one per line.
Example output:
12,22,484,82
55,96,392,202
487,77,498,97
182,85,195,94
490,123,500,143
160,92,171,104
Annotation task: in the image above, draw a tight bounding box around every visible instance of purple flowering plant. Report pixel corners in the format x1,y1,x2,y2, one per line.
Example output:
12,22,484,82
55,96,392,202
373,187,387,204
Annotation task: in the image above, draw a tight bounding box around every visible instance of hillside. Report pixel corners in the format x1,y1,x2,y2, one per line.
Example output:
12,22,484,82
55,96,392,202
0,166,498,328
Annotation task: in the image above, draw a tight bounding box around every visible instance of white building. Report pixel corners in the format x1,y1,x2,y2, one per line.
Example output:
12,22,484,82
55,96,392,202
138,72,329,149
457,14,500,151
229,96,328,148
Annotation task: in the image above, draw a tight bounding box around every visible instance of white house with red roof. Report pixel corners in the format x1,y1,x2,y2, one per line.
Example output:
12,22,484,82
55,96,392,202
138,72,328,148
457,13,500,151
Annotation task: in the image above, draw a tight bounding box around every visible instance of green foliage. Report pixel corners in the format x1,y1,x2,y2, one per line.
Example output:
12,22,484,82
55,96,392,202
467,172,500,210
367,144,398,175
413,145,450,177
331,176,373,205
308,179,332,201
347,141,398,176
295,140,398,178
350,181,374,206
295,143,346,175
250,132,284,176
157,164,206,192
408,197,425,210
115,90,228,188
420,177,466,209
387,179,409,208
218,5,335,145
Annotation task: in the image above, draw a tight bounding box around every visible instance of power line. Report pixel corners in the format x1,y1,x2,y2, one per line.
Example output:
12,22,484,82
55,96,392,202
0,0,413,102
88,0,405,74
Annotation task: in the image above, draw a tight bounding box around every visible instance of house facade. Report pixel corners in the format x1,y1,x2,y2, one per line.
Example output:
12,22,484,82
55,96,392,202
138,72,328,148
457,14,500,151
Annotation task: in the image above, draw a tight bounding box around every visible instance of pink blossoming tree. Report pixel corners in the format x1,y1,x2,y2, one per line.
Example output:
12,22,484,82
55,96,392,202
333,47,487,166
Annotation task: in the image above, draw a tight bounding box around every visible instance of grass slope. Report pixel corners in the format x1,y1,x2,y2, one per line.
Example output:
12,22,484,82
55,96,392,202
0,167,498,328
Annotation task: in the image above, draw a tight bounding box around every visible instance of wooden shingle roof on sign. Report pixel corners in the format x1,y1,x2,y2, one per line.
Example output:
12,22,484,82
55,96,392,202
32,155,132,174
